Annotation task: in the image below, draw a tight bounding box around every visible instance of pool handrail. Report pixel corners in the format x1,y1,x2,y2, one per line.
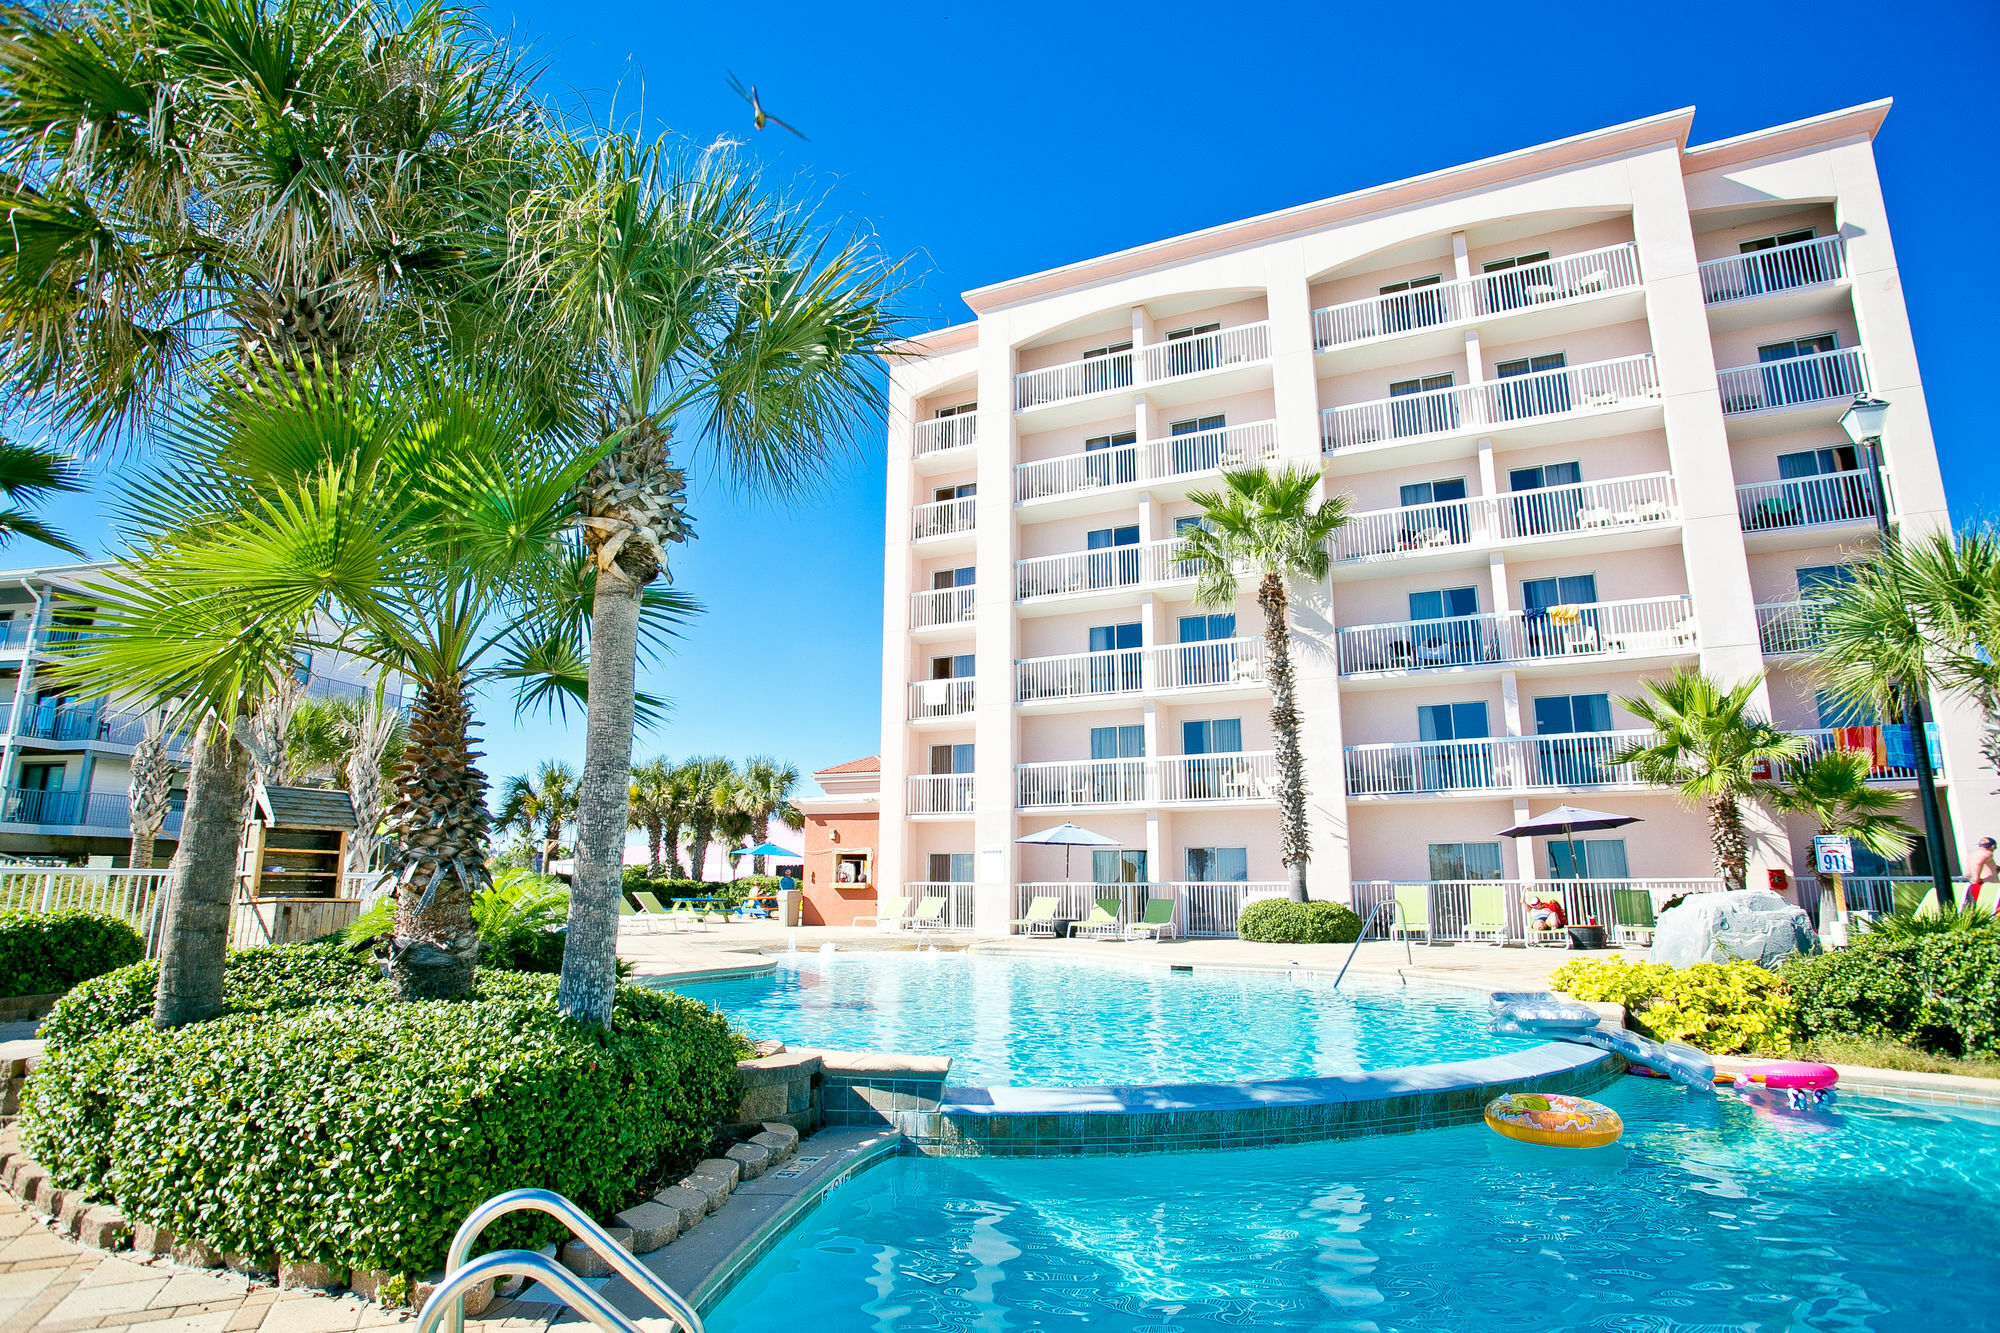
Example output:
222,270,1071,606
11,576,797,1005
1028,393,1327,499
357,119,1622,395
1332,898,1412,989
416,1250,646,1333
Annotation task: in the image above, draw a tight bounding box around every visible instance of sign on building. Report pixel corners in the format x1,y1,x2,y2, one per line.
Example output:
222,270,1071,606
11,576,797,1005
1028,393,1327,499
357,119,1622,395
1813,835,1855,876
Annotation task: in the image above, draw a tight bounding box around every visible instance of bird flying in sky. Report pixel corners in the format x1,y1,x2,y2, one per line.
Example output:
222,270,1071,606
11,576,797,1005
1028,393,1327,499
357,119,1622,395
726,72,808,140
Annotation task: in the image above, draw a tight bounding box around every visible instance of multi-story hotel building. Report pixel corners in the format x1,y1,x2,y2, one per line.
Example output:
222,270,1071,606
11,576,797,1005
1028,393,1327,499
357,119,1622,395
876,100,1997,939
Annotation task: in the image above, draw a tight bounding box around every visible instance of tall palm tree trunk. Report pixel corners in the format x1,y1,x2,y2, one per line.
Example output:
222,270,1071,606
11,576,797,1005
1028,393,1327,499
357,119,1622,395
558,560,645,1026
1259,573,1310,902
643,817,665,876
1707,794,1748,891
344,693,398,876
687,816,715,886
126,718,173,871
753,814,771,876
661,818,685,878
153,717,250,1027
382,679,488,1000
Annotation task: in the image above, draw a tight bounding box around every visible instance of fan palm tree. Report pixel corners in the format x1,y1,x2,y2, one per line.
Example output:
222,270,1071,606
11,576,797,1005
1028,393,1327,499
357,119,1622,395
506,131,903,1025
1768,746,1915,923
123,709,176,871
1612,669,1806,891
1179,466,1350,902
0,438,86,556
738,756,803,874
680,756,740,885
500,761,582,873
628,757,684,877
0,0,541,443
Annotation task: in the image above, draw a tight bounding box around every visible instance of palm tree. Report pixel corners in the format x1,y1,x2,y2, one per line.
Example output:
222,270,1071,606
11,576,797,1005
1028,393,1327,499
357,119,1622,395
680,756,740,886
269,690,406,874
0,0,540,443
1612,669,1806,891
0,439,86,556
500,761,582,873
1179,466,1350,902
506,131,903,1026
628,757,680,877
738,757,803,874
1767,746,1915,923
124,710,176,871
284,696,358,785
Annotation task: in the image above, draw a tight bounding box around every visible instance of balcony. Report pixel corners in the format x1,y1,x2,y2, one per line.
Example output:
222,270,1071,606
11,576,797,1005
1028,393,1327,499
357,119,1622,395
1322,354,1659,459
911,496,977,545
1717,347,1868,429
1699,236,1848,330
1332,473,1679,571
908,773,974,816
907,677,976,723
913,413,978,463
1016,752,1278,809
1012,880,1287,938
1313,243,1642,359
1336,596,1696,680
1013,323,1271,415
1757,601,1827,657
910,586,975,633
0,788,180,832
1015,536,1233,609
1794,726,1938,782
1015,637,1268,706
1014,421,1279,509
1735,469,1882,541
11,704,149,746
1343,730,1653,799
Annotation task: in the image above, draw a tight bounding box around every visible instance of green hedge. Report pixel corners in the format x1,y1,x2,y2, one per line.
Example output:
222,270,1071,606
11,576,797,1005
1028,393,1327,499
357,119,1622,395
1237,898,1363,944
1785,930,2000,1059
22,970,743,1278
0,909,146,999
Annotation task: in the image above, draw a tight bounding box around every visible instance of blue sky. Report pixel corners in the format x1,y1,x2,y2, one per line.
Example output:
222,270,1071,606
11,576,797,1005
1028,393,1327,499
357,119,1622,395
20,0,1999,798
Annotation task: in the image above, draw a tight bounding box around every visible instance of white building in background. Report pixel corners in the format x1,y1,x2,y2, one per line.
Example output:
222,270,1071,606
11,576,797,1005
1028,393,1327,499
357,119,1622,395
876,100,1998,938
0,559,401,864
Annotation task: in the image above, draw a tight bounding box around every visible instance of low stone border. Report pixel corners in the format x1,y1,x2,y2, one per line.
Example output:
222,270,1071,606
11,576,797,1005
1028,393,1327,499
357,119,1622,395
0,993,59,1024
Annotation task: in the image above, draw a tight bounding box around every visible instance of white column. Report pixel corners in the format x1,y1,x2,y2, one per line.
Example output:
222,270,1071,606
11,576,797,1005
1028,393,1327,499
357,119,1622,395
971,324,1022,936
876,382,918,905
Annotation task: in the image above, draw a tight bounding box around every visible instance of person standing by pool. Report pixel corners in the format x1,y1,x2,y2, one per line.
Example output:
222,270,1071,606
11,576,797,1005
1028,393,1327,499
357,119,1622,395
1967,836,1998,910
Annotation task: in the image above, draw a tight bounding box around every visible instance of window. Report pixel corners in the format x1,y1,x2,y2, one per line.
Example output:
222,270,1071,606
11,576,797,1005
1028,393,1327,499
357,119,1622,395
1083,341,1133,360
1508,462,1584,535
1388,372,1458,438
1418,702,1488,741
1758,333,1838,360
1076,343,1133,396
834,851,871,885
1797,564,1855,597
1085,524,1141,589
1093,849,1147,884
930,654,974,680
1428,842,1503,881
1179,613,1236,642
933,402,976,417
1768,447,1872,526
1168,414,1228,475
1087,623,1142,693
1397,477,1470,546
1084,430,1138,486
928,853,974,883
17,761,63,791
1756,332,1853,407
1522,574,1600,656
1417,702,1490,791
1089,623,1141,652
1533,693,1613,786
1402,588,1484,669
12,761,69,824
1522,574,1597,610
1740,229,1815,253
1482,251,1554,311
1548,838,1630,880
1493,352,1570,421
932,566,975,590
929,744,974,775
1409,587,1479,621
1186,846,1249,883
1777,446,1859,478
1159,323,1221,378
1533,693,1612,734
1183,718,1243,799
1400,477,1467,507
1177,613,1238,686
1182,718,1243,754
1737,228,1833,294
933,482,976,502
1165,323,1220,340
1815,689,1875,729
1089,725,1145,803
1379,274,1446,332
1091,724,1145,758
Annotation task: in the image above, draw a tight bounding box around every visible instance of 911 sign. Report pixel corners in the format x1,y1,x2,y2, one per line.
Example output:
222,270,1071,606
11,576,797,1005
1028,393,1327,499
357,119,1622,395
1814,835,1855,876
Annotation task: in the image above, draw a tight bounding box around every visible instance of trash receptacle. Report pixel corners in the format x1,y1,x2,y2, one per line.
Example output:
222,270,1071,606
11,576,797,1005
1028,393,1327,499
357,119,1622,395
777,888,802,927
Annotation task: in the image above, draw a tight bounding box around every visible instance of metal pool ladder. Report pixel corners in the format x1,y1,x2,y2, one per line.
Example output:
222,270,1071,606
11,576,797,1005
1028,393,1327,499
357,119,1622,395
417,1187,704,1333
1332,898,1413,989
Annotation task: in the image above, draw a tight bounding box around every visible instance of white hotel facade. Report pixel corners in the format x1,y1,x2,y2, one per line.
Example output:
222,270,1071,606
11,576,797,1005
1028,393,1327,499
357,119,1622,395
876,101,1997,938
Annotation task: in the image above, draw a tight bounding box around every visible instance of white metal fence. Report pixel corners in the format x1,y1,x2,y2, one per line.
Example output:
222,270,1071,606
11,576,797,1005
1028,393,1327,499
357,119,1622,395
1336,596,1696,676
1014,349,1134,410
1313,243,1641,348
1717,347,1868,414
1016,752,1278,808
1014,421,1279,503
1841,877,1935,914
1698,235,1845,305
1010,880,1288,937
1331,473,1679,563
1756,601,1828,656
1015,637,1267,704
1344,730,1653,797
900,881,977,929
1015,535,1191,602
1351,877,1724,944
914,413,977,456
906,677,976,721
1142,322,1270,381
1013,323,1272,411
908,773,975,815
0,867,381,959
1321,354,1659,453
909,586,975,630
910,496,977,542
1735,469,1880,531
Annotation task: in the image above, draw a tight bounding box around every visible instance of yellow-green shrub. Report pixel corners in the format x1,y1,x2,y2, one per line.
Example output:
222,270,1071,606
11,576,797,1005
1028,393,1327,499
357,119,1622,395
1552,956,1794,1055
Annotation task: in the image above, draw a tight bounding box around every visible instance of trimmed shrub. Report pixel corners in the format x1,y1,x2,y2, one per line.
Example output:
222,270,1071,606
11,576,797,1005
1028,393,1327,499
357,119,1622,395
21,974,742,1278
1786,930,2000,1059
0,909,145,998
1238,898,1363,945
1553,956,1794,1055
1551,957,1678,1011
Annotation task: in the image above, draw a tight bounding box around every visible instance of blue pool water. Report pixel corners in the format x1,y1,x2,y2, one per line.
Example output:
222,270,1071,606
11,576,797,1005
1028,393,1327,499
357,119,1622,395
707,1081,2000,1332
671,953,1514,1086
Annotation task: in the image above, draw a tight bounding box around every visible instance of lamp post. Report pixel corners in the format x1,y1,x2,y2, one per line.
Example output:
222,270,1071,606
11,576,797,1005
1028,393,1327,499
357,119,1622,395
1839,394,1955,908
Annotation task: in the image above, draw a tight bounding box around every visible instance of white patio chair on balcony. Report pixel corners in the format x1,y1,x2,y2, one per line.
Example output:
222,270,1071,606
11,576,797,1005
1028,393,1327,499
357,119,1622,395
1581,391,1623,409
1411,526,1455,548
1566,269,1610,297
1578,506,1616,529
1564,626,1601,655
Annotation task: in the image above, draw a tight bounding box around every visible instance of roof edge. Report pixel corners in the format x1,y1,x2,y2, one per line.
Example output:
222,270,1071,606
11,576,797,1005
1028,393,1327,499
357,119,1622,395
1681,98,1891,172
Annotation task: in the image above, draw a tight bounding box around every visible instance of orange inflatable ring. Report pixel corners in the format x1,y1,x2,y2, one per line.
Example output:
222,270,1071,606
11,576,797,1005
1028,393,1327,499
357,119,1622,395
1484,1092,1624,1148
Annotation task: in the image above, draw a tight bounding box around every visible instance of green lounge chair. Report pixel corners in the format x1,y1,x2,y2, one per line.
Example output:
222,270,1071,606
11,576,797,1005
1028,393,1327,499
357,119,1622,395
1612,888,1656,946
1126,896,1178,941
1466,884,1507,942
1074,896,1124,939
1392,883,1432,943
856,895,911,930
1010,896,1061,936
618,895,650,933
1891,883,1940,918
632,890,688,934
910,896,951,931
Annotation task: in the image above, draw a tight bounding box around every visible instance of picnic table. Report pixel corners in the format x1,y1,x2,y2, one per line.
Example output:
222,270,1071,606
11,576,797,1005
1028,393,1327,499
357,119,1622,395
670,896,727,920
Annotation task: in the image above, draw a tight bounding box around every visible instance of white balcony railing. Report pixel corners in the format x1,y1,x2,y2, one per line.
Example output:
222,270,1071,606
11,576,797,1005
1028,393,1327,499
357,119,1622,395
1011,880,1288,938
1142,321,1270,382
1336,596,1696,676
1736,469,1881,532
1794,727,1935,782
1014,421,1279,503
1015,637,1268,703
910,586,975,630
914,413,978,457
1016,752,1279,808
911,496,977,542
908,773,975,815
900,882,976,929
1322,354,1659,453
1351,878,1724,943
1718,347,1868,415
1332,473,1678,563
1014,349,1134,411
1015,536,1208,603
1313,243,1641,349
1699,235,1846,305
907,677,976,721
1756,601,1828,657
1343,730,1653,797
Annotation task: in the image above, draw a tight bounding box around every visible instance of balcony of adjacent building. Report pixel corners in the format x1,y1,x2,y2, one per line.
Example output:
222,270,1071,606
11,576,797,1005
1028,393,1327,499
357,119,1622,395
909,583,977,637
1014,535,1243,615
1335,595,1697,687
1717,342,1869,436
907,772,975,817
910,491,977,553
1014,420,1280,517
1012,321,1272,425
0,621,97,655
1311,243,1645,372
912,407,979,474
1735,462,1885,551
1015,637,1269,711
0,786,185,835
1330,472,1681,577
2,700,187,754
1321,353,1661,466
1016,752,1279,811
1699,233,1849,332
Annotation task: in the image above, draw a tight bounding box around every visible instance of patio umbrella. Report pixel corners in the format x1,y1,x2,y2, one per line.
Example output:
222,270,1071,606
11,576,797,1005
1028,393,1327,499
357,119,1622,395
1496,805,1642,882
1015,822,1122,882
729,842,801,859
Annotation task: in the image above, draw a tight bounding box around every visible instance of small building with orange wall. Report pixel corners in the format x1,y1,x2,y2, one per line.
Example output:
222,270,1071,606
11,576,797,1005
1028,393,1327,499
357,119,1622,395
795,756,880,926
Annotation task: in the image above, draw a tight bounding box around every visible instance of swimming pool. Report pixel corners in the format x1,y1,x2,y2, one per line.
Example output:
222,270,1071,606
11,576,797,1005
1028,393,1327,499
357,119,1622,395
706,1080,2000,1332
671,952,1515,1087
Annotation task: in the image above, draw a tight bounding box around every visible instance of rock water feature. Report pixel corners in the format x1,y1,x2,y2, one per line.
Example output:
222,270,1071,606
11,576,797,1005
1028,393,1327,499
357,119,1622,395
1649,888,1818,968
